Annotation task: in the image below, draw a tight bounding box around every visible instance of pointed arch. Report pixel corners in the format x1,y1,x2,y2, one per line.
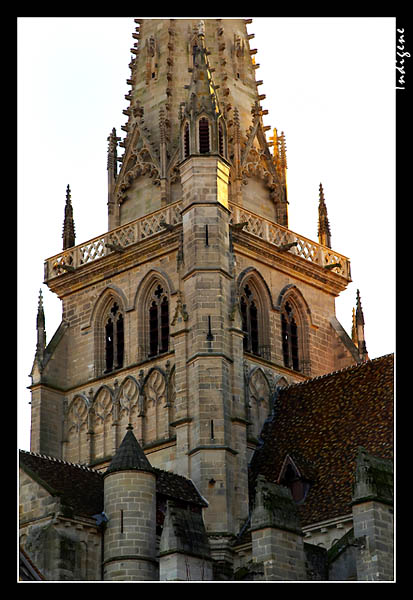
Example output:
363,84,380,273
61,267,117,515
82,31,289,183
237,268,272,359
248,367,271,440
92,385,114,460
117,375,140,431
141,366,169,445
65,394,89,464
278,454,312,505
135,271,172,360
277,285,311,375
198,115,210,154
92,287,127,377
217,115,228,159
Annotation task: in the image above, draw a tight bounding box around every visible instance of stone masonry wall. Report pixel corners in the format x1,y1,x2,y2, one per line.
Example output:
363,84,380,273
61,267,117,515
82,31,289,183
103,469,157,581
353,501,394,581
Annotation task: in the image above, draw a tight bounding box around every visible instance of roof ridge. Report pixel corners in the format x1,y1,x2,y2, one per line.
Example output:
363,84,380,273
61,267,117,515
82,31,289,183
19,449,102,475
281,353,394,391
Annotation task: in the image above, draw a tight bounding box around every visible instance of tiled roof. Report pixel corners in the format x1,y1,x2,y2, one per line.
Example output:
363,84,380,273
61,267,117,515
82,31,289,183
19,450,104,517
154,468,208,507
249,353,394,526
20,446,207,520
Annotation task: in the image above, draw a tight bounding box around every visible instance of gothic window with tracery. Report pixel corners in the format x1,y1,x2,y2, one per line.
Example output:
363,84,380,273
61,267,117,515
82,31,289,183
240,284,260,355
104,302,124,373
281,301,299,371
148,284,169,357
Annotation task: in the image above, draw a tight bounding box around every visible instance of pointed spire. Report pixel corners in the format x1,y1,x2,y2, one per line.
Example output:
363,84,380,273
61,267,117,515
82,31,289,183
354,289,368,362
35,289,46,361
317,183,331,248
356,289,365,326
62,184,76,250
104,424,154,476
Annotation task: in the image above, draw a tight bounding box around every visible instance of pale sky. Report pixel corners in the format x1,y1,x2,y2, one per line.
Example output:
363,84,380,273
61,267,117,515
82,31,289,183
18,17,396,451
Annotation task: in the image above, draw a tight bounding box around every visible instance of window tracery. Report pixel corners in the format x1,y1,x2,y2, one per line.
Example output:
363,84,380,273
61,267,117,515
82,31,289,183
240,283,260,356
148,283,169,358
281,301,299,371
104,301,124,373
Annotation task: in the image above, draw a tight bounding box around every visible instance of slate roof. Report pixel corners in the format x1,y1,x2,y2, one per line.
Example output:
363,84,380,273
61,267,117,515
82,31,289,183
249,353,394,527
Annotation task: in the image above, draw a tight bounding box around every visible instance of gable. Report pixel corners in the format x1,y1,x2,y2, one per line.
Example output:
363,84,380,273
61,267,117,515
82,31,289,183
19,467,59,524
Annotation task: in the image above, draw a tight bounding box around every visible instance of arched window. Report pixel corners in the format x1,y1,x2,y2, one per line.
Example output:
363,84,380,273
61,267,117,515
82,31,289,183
281,301,299,371
148,284,169,357
218,121,225,156
104,302,124,373
240,284,260,356
199,117,210,153
183,122,190,158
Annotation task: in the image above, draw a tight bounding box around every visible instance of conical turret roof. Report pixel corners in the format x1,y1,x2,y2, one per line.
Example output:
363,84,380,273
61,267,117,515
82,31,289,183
104,425,154,476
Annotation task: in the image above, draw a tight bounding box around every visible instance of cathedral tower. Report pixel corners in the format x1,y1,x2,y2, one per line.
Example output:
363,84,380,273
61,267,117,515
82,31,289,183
31,18,361,574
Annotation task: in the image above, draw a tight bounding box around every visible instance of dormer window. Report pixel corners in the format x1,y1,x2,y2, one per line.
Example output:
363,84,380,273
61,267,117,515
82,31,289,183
278,455,311,505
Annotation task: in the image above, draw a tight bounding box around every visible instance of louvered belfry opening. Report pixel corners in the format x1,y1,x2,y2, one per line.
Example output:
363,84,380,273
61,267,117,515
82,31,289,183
199,117,210,153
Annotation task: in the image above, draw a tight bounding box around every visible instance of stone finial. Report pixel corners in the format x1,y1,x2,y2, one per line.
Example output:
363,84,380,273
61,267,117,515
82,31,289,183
107,127,120,171
62,184,76,250
317,183,331,248
354,289,368,361
35,288,46,362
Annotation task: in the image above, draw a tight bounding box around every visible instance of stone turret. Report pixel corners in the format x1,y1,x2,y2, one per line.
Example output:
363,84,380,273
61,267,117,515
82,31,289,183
103,425,157,581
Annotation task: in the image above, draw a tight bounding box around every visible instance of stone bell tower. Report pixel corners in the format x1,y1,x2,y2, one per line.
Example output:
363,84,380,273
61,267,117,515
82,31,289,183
31,18,360,578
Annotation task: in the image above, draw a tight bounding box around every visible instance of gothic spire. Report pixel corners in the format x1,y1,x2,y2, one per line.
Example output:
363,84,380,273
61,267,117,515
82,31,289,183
354,289,368,362
62,184,76,250
35,289,46,362
317,183,331,248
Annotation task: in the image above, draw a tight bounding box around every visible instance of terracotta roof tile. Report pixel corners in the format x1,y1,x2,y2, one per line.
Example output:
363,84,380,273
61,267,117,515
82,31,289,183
19,447,207,519
19,451,104,517
249,354,394,526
